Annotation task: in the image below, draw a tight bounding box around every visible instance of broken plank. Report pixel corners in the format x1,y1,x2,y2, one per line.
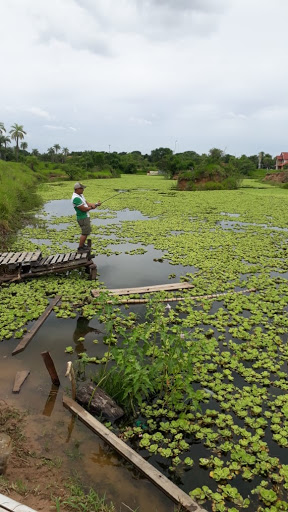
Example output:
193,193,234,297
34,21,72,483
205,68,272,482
41,351,60,386
12,371,30,393
63,396,206,512
91,282,194,297
12,296,61,356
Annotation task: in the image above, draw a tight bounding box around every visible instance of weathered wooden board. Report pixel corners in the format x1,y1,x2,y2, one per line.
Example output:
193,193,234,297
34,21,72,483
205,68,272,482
12,296,61,355
12,371,30,393
92,282,194,297
0,492,38,511
63,396,207,512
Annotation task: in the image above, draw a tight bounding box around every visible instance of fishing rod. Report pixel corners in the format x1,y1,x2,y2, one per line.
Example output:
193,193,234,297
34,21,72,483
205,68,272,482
98,191,127,206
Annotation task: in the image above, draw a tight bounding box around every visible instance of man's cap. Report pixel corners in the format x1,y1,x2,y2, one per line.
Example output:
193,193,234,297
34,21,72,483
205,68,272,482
74,182,86,190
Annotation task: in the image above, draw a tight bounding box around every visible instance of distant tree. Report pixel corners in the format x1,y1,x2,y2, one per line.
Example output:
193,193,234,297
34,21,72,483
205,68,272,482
20,141,28,151
53,144,61,157
208,147,225,163
62,148,69,162
47,147,55,162
236,155,256,175
262,153,274,169
31,149,40,157
9,123,26,161
0,122,6,135
0,135,10,160
25,156,38,171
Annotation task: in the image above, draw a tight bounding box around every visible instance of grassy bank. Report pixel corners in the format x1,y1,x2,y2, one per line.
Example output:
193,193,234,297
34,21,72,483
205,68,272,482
0,161,43,248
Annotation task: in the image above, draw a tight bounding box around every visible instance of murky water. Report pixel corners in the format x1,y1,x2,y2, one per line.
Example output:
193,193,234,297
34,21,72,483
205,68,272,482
0,200,198,511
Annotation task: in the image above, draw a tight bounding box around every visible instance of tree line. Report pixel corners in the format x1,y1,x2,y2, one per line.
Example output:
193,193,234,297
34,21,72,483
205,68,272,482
0,121,278,181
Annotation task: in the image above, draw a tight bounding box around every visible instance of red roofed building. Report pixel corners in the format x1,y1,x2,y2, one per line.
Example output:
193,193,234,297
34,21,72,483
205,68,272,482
276,152,288,170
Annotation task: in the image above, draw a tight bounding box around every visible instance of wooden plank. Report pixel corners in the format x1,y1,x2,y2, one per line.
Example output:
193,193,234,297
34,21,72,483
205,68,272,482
41,351,60,386
0,493,38,511
16,252,28,263
12,296,61,356
22,252,34,264
0,253,8,264
63,396,206,512
43,255,54,265
69,253,77,261
1,253,15,265
63,253,71,262
7,252,22,265
30,250,42,264
56,253,65,263
12,371,30,393
50,254,60,264
92,282,194,298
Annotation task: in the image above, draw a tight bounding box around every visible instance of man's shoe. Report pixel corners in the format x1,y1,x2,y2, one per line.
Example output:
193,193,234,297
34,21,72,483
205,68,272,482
77,245,89,252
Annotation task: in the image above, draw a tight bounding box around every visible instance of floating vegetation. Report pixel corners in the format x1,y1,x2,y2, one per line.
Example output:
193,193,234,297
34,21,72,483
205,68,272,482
2,176,288,510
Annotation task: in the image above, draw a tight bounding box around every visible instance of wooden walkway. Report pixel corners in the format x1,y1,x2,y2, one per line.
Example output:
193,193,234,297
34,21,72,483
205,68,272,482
0,250,97,282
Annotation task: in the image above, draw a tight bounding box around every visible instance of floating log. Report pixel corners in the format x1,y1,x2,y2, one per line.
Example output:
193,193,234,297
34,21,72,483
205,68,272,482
12,296,61,356
91,282,194,298
41,351,60,386
12,371,30,393
63,396,207,512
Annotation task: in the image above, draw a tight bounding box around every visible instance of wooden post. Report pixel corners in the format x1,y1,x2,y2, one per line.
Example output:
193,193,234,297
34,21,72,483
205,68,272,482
41,352,60,386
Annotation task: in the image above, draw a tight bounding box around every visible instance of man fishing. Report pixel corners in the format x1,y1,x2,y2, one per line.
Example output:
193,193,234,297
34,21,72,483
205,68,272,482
72,182,101,252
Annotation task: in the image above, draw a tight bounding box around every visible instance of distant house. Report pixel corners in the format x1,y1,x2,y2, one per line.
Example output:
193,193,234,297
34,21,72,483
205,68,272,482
276,152,288,170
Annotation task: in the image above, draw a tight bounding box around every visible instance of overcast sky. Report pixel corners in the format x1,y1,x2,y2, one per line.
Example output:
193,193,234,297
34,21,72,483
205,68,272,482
1,0,288,156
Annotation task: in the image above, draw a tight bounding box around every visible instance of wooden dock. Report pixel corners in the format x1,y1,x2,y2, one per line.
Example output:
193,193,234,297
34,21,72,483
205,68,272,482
0,250,97,283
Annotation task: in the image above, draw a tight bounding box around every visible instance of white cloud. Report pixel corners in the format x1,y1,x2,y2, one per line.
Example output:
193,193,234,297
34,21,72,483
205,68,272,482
0,0,288,156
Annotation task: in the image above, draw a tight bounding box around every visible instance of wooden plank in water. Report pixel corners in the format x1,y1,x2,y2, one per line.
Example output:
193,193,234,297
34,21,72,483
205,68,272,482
12,296,61,356
41,351,60,386
69,252,77,261
63,253,71,262
91,282,194,297
12,370,30,393
63,396,206,512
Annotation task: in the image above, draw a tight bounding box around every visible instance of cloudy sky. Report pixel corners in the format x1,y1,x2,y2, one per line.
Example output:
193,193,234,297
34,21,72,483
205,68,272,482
1,0,288,156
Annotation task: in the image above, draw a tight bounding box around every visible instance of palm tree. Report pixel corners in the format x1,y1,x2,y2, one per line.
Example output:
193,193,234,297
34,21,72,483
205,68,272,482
31,148,40,157
20,141,28,152
0,135,10,160
9,123,26,161
62,147,69,162
53,143,61,155
0,122,6,136
47,147,55,162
